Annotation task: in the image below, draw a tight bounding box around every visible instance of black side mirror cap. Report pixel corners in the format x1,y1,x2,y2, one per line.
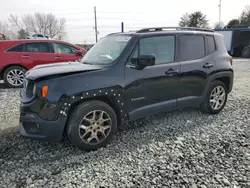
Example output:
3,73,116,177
131,54,156,67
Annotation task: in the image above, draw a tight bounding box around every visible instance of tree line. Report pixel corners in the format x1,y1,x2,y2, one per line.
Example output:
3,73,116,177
179,5,250,29
1,5,250,40
0,12,66,40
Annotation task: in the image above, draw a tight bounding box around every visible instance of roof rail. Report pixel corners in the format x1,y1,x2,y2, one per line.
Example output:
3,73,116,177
107,32,122,36
108,30,137,36
136,27,214,33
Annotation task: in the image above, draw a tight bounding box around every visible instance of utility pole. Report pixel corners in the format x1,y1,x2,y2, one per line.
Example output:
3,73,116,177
219,0,222,28
121,22,124,32
94,6,98,43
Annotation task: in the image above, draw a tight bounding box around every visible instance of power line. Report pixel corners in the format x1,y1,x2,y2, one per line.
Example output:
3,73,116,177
0,6,146,16
66,17,144,21
35,6,145,13
66,23,177,30
56,11,145,16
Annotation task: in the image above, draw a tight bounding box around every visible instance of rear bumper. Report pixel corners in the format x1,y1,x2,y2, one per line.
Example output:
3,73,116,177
20,112,67,142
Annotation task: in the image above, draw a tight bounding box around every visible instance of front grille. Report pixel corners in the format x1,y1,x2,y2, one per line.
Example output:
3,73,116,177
26,80,35,98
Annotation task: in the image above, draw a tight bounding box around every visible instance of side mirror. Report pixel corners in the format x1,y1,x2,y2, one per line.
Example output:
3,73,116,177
131,55,156,67
75,49,83,56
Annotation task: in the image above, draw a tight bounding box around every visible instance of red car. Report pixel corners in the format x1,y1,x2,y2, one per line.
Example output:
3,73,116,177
0,39,87,88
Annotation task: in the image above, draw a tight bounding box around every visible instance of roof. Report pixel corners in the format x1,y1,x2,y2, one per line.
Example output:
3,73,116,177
215,28,250,31
0,39,63,43
0,39,85,50
108,27,216,36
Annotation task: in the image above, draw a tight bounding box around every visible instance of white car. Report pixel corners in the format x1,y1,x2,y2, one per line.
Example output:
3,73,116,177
27,34,50,40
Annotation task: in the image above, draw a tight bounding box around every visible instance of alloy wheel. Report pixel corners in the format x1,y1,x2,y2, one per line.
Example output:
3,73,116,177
209,86,226,110
78,110,112,145
6,69,25,86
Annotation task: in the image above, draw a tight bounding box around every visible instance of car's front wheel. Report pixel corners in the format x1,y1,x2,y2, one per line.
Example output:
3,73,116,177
3,66,26,88
67,100,117,151
200,80,228,114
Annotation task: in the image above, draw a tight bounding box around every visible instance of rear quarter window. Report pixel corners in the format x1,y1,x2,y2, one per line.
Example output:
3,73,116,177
6,44,24,52
207,35,216,54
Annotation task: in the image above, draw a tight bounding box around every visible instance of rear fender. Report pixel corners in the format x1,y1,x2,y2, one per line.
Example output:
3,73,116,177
201,70,234,100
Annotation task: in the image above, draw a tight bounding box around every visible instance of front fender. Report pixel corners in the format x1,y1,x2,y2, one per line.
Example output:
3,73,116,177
58,86,127,120
36,65,127,122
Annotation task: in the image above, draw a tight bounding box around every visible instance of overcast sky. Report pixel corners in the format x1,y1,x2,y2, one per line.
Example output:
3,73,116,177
0,0,249,44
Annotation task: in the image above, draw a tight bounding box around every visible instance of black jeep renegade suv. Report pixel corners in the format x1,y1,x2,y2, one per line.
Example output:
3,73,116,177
19,27,234,151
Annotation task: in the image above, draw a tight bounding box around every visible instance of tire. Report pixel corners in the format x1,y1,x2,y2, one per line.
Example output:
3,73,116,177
3,66,26,88
67,100,117,151
241,45,250,58
200,80,228,114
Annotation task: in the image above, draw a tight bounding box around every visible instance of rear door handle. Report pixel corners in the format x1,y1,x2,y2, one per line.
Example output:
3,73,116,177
54,56,61,59
203,63,213,69
165,68,179,75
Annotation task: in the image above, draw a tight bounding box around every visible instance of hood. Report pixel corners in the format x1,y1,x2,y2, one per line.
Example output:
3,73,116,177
25,61,104,80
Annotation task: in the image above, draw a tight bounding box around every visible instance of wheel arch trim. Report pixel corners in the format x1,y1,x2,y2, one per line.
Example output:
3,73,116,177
57,87,127,137
202,70,234,100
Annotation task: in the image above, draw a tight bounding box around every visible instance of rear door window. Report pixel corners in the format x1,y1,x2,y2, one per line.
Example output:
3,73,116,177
179,35,205,61
24,42,52,53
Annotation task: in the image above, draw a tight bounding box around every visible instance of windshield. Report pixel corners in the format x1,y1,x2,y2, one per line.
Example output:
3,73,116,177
80,35,131,65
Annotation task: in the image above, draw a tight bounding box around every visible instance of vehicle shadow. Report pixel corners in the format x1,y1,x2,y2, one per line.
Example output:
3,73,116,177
0,107,218,172
0,83,5,89
0,82,23,89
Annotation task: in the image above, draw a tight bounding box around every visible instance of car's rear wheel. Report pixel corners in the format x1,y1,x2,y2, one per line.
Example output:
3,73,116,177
3,66,26,88
67,100,117,151
241,45,250,58
200,80,228,114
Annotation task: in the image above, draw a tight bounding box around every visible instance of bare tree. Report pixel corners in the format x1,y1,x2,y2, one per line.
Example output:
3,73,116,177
0,21,9,34
8,14,24,30
0,21,17,39
9,12,66,39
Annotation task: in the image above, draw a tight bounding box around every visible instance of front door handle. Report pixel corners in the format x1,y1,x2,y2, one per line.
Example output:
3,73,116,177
54,56,61,59
203,63,213,69
22,55,30,58
165,68,179,75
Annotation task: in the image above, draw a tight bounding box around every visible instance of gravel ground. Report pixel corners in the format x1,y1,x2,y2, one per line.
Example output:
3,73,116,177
0,60,250,188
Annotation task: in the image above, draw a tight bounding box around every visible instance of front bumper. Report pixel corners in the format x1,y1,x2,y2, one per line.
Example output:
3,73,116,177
20,110,67,142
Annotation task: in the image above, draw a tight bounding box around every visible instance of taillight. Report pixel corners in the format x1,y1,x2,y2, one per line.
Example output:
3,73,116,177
230,57,233,65
41,85,48,98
